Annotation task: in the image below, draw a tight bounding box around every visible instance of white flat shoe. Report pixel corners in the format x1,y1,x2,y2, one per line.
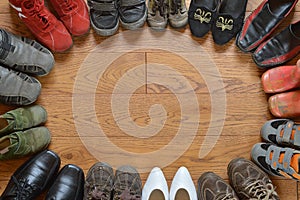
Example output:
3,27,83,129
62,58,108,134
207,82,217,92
142,167,169,200
170,166,197,200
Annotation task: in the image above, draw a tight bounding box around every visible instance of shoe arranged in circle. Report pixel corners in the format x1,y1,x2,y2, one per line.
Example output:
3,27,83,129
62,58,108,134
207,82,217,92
236,0,298,52
253,20,300,69
197,171,239,200
118,0,147,30
211,0,248,45
251,143,300,181
0,29,54,76
113,165,142,200
49,0,90,36
88,0,119,36
169,166,197,200
261,62,300,94
46,164,84,200
269,90,300,118
261,119,300,149
228,157,280,199
84,162,114,199
147,0,169,30
188,0,218,37
0,104,47,137
0,126,51,160
0,150,60,199
9,0,73,52
142,167,168,200
0,65,41,106
169,0,188,28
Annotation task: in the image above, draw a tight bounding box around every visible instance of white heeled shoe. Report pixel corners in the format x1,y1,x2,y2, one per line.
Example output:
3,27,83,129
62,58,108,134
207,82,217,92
169,166,198,200
142,167,169,200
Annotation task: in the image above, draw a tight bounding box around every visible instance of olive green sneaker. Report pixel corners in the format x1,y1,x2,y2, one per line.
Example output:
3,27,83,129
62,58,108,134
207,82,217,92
0,105,47,137
0,126,51,160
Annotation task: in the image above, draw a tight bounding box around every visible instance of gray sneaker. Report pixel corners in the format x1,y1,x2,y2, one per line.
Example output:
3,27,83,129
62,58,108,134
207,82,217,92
84,162,114,200
0,105,47,137
147,0,169,30
168,0,188,28
0,29,54,76
113,165,142,200
0,65,41,105
228,157,280,200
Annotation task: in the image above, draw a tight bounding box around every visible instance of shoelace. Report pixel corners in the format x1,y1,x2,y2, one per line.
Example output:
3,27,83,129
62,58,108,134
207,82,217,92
152,0,167,17
24,0,51,30
4,176,38,199
114,187,141,200
170,0,181,14
245,180,276,200
56,0,77,14
220,193,238,200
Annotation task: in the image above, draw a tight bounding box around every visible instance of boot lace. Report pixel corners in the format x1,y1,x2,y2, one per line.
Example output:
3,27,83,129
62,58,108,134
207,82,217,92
56,0,77,14
24,0,51,30
114,187,141,200
4,176,39,199
245,180,276,200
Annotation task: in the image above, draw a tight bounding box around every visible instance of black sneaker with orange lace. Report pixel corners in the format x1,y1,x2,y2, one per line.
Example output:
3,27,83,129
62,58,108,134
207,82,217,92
252,143,300,182
228,157,280,200
113,165,142,200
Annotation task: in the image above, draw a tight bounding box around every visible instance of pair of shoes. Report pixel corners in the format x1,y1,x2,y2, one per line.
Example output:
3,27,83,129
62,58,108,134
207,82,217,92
0,29,55,105
142,166,197,200
0,150,84,199
84,162,142,199
9,0,90,52
261,59,300,118
236,0,299,68
147,0,188,30
88,0,147,36
0,105,50,160
198,158,280,199
252,119,300,180
188,0,248,45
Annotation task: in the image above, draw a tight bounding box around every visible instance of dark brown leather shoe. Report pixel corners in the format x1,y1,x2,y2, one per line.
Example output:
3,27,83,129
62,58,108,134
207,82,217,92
253,20,300,68
236,0,298,52
0,150,60,200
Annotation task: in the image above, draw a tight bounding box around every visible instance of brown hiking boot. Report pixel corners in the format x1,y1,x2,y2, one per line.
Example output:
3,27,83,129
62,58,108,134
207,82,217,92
227,158,280,200
84,162,114,200
197,172,239,200
113,165,142,200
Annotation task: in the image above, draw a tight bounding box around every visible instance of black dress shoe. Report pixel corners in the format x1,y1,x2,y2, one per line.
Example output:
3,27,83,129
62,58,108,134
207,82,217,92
211,0,248,45
253,20,300,69
45,164,84,200
188,0,218,37
236,0,298,52
0,150,60,200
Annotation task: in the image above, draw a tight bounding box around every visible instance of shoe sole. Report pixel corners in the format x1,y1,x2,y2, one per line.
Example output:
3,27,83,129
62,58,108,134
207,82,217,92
120,10,147,30
91,18,119,37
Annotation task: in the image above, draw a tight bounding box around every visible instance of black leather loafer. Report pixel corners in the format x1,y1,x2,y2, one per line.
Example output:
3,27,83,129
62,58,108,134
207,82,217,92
253,20,300,69
211,0,248,45
46,164,84,200
236,0,298,52
1,150,60,200
188,0,218,37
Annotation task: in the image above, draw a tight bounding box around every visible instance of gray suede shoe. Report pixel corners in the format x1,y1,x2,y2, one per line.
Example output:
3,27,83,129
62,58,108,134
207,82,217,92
0,29,54,76
0,65,41,105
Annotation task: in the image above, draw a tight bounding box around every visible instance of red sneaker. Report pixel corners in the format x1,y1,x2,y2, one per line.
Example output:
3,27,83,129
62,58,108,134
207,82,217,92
9,0,73,52
49,0,90,36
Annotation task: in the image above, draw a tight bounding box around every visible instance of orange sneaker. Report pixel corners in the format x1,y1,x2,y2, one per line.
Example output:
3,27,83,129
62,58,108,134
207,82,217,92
269,90,300,118
9,0,73,52
49,0,90,36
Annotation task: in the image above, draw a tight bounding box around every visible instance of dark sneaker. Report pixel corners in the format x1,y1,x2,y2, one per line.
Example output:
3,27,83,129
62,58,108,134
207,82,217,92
118,0,147,30
0,29,54,76
0,105,47,137
252,143,300,181
228,157,280,200
0,65,41,106
84,162,114,199
1,150,60,199
197,172,239,200
88,0,119,36
168,0,188,28
0,127,51,160
261,119,300,149
147,0,169,30
113,165,142,200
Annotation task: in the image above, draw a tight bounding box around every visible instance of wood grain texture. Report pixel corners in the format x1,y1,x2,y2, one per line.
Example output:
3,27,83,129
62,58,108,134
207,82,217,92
0,0,300,199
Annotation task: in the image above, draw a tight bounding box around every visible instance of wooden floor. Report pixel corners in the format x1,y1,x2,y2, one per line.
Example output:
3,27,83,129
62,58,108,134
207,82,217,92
0,0,300,199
